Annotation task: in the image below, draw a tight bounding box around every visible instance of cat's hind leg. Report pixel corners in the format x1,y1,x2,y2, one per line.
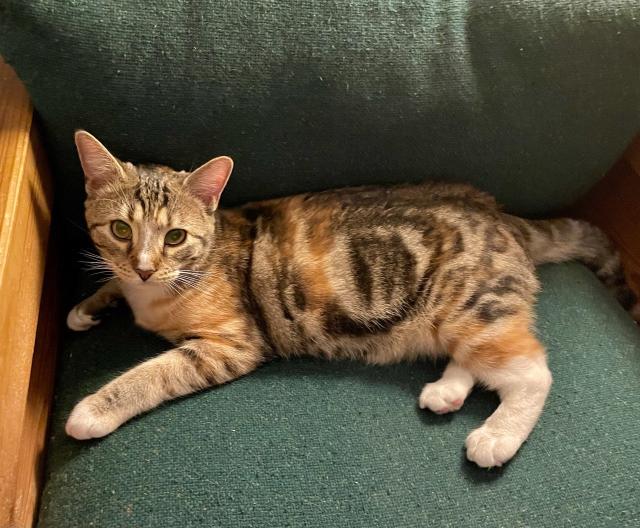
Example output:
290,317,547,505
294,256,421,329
458,320,552,468
419,361,475,414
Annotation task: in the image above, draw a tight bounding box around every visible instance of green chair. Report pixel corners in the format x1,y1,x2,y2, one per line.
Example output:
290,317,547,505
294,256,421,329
1,1,639,526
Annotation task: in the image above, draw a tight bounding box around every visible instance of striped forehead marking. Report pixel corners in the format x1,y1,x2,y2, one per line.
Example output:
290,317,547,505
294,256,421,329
132,169,172,224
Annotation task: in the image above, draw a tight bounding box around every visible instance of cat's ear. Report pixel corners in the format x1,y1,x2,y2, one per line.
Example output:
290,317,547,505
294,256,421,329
184,156,233,209
74,130,124,193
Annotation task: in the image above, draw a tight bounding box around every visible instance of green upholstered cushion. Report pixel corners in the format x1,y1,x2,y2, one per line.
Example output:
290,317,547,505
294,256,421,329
1,1,640,248
38,263,640,527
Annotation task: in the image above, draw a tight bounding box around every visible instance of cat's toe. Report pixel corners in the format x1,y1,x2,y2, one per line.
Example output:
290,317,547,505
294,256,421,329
465,426,522,468
418,382,467,414
65,398,119,440
67,305,100,331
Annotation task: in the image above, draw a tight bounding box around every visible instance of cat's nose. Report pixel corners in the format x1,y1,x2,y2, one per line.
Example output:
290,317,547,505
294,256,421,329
135,268,156,281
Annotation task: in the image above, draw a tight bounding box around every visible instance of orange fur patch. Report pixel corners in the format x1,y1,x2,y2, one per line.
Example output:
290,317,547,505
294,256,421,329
452,315,545,369
296,203,335,310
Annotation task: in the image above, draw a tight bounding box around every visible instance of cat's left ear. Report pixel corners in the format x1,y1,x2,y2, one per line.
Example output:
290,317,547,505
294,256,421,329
184,156,233,209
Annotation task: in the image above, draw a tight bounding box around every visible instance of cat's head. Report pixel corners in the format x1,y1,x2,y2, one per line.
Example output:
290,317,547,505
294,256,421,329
75,130,233,285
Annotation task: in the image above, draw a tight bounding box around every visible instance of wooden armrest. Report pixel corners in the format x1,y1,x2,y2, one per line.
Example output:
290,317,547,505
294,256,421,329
572,135,640,297
0,57,58,528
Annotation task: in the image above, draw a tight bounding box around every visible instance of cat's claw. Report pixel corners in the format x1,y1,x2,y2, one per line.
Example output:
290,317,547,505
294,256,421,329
67,304,100,331
65,397,120,440
465,426,523,468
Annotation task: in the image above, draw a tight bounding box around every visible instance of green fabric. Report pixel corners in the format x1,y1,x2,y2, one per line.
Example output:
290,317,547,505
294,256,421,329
1,1,640,248
2,2,640,525
38,263,640,527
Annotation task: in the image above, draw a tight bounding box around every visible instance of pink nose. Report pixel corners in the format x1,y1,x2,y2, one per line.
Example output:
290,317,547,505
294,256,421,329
135,268,155,281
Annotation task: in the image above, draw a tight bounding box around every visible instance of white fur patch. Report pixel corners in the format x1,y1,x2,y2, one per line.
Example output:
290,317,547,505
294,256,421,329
465,426,522,467
120,282,171,330
67,304,101,331
65,397,122,440
419,362,475,414
465,355,552,468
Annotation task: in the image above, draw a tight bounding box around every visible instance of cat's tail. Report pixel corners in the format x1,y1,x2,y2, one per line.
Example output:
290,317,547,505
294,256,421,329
505,215,639,318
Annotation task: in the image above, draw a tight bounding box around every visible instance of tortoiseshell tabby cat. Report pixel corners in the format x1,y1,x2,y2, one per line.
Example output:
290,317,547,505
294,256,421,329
67,131,639,468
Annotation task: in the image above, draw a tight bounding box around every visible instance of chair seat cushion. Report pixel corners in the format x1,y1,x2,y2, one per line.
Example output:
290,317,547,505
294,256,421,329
38,262,640,527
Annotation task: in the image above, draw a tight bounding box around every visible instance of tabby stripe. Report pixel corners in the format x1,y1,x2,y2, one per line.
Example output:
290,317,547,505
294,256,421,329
349,239,373,306
178,346,224,385
463,275,523,311
161,184,170,207
325,239,435,337
390,232,417,302
291,278,307,311
221,355,241,378
477,300,517,323
102,387,120,407
190,233,208,243
88,221,110,231
452,231,465,254
324,304,406,336
160,368,178,397
241,241,276,358
485,225,509,253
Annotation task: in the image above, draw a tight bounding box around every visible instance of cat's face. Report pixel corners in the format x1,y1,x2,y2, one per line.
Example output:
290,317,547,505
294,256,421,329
75,131,233,286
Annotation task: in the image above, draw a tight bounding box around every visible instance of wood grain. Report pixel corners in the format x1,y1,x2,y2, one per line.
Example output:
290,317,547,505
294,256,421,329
13,220,60,528
572,134,640,297
0,58,56,528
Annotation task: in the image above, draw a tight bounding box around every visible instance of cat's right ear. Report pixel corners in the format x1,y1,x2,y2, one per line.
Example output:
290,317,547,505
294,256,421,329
74,130,123,194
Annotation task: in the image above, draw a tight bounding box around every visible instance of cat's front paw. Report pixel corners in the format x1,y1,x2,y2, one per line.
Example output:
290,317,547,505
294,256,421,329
65,397,121,440
66,304,100,331
465,425,523,468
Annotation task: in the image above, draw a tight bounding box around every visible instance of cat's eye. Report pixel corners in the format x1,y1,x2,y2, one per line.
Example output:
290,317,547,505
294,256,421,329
111,220,132,240
165,229,187,246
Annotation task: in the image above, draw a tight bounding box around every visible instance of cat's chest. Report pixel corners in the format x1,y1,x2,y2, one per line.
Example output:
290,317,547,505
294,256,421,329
121,283,180,332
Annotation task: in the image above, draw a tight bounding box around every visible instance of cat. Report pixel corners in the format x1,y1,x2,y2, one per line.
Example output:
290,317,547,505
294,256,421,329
65,130,639,468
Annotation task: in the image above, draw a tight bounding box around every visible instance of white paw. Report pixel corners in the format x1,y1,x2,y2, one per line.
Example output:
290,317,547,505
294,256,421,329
419,380,469,414
65,397,121,440
67,304,100,331
465,426,523,468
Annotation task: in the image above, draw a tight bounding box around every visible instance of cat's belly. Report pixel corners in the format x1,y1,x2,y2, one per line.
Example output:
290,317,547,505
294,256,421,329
270,309,444,364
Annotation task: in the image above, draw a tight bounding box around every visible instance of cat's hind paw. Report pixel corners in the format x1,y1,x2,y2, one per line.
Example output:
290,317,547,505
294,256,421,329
419,380,468,414
66,304,100,331
65,397,120,440
465,426,523,468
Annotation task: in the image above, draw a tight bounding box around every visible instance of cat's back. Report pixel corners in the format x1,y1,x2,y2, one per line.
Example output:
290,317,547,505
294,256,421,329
240,181,499,233
296,181,497,214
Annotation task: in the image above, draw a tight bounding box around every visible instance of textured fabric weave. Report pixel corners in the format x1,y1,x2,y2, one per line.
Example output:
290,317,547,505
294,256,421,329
1,0,639,249
39,264,640,527
2,2,640,526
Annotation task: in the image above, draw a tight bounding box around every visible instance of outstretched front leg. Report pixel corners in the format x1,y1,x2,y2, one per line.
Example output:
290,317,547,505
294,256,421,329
66,337,263,439
67,279,122,331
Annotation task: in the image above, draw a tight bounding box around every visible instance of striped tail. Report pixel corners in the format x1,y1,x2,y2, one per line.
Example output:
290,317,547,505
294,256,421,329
505,215,639,318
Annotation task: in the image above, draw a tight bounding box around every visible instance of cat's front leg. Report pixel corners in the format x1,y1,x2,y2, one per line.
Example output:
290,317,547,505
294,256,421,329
65,338,262,439
67,279,122,331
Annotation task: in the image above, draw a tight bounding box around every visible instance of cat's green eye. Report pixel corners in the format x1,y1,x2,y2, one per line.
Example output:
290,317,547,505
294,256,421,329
111,220,132,240
165,228,187,246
